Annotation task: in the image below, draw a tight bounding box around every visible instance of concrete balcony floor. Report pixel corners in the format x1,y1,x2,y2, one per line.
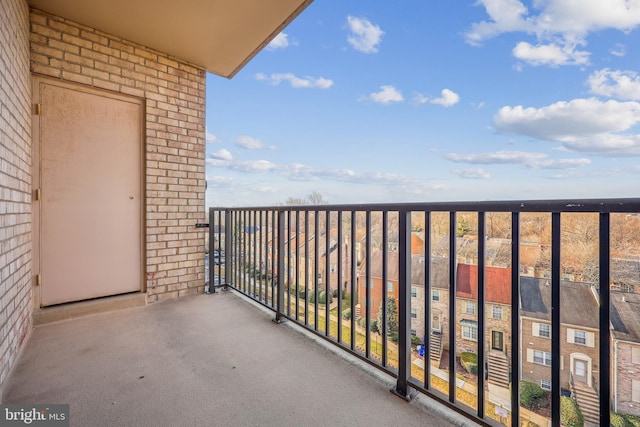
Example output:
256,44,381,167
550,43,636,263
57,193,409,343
3,290,473,427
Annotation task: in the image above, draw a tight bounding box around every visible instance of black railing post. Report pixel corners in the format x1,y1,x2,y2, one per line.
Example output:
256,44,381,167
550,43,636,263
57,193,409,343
599,212,611,426
208,208,216,293
224,210,232,289
274,210,287,323
449,211,457,403
477,212,486,419
551,212,561,427
391,209,416,401
511,212,520,425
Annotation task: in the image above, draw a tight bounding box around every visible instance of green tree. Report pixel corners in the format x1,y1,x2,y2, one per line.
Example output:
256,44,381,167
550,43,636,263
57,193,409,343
376,296,398,337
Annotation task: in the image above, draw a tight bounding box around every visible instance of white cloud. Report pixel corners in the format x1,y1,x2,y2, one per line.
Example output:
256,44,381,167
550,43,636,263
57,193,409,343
206,131,219,143
430,89,460,107
465,0,534,46
466,0,640,67
346,16,384,53
413,93,429,105
532,0,640,34
210,149,233,161
447,150,591,170
230,160,278,173
610,43,626,57
447,150,547,164
207,175,235,186
366,85,404,104
205,156,446,192
494,98,640,155
267,33,291,50
495,98,640,138
452,168,491,179
236,135,276,150
255,72,333,89
528,158,591,169
587,69,640,101
512,41,589,66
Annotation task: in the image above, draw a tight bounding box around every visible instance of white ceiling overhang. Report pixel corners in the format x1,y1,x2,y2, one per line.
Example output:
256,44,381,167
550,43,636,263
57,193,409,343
28,0,314,78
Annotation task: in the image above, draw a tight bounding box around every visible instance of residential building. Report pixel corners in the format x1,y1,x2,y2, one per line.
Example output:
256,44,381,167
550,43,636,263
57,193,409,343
611,291,640,416
410,255,450,363
520,277,601,423
456,263,512,388
356,250,399,322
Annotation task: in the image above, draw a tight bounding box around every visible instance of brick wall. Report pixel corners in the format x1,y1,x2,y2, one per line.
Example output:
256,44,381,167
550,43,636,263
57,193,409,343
454,299,512,360
0,0,32,396
29,8,207,302
521,318,600,390
615,342,640,416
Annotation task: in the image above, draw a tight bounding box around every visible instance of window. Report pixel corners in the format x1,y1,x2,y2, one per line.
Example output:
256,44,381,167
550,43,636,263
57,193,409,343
633,347,640,365
411,329,417,337
387,281,394,292
462,325,478,341
492,305,503,319
465,301,476,315
538,323,550,338
574,330,587,345
633,380,640,403
567,328,594,347
540,379,552,391
432,290,440,302
462,320,478,341
411,308,417,319
411,287,417,298
533,350,552,366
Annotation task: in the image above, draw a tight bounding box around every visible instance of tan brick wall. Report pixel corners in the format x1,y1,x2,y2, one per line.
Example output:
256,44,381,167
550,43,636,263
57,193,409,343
615,342,640,416
0,0,32,395
455,299,512,361
521,318,600,390
29,9,207,303
520,318,553,387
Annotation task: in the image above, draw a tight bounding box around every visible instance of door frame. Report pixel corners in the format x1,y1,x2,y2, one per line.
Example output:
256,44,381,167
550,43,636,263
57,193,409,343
569,353,592,387
431,312,442,333
31,75,146,308
491,329,504,352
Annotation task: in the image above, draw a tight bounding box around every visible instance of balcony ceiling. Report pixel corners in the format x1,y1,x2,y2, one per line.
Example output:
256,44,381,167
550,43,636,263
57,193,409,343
28,0,314,78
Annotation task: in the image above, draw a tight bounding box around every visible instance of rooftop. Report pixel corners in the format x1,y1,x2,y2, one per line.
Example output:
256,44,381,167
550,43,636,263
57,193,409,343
520,277,600,328
3,291,470,427
611,291,640,343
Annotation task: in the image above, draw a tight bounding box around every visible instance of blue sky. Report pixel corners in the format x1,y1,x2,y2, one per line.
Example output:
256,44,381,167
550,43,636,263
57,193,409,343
205,0,640,207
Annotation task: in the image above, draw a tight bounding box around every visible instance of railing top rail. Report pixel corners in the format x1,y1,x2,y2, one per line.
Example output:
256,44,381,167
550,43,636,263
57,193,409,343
211,197,640,213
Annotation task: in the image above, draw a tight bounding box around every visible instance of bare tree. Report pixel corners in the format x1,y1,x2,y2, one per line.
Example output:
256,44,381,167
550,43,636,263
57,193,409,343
307,191,328,205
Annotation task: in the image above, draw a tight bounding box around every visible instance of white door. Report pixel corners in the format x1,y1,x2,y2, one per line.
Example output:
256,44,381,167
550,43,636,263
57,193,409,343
573,359,588,384
34,77,143,306
432,313,442,332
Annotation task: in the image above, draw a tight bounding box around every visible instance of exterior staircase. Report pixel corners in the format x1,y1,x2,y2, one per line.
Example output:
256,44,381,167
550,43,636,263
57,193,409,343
429,331,443,363
487,350,510,388
573,382,600,425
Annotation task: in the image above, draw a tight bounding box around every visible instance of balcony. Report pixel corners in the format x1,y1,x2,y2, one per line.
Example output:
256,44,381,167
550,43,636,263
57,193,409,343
204,199,640,426
3,287,464,427
5,198,640,427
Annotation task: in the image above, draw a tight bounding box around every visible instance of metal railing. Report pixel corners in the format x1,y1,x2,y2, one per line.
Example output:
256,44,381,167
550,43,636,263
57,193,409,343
207,198,640,426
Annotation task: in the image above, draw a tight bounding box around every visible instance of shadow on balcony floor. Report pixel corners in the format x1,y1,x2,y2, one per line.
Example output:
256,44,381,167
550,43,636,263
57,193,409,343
3,290,473,427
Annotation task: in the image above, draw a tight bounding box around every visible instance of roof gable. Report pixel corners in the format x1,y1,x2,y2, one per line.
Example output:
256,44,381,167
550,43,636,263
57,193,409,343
456,263,512,305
